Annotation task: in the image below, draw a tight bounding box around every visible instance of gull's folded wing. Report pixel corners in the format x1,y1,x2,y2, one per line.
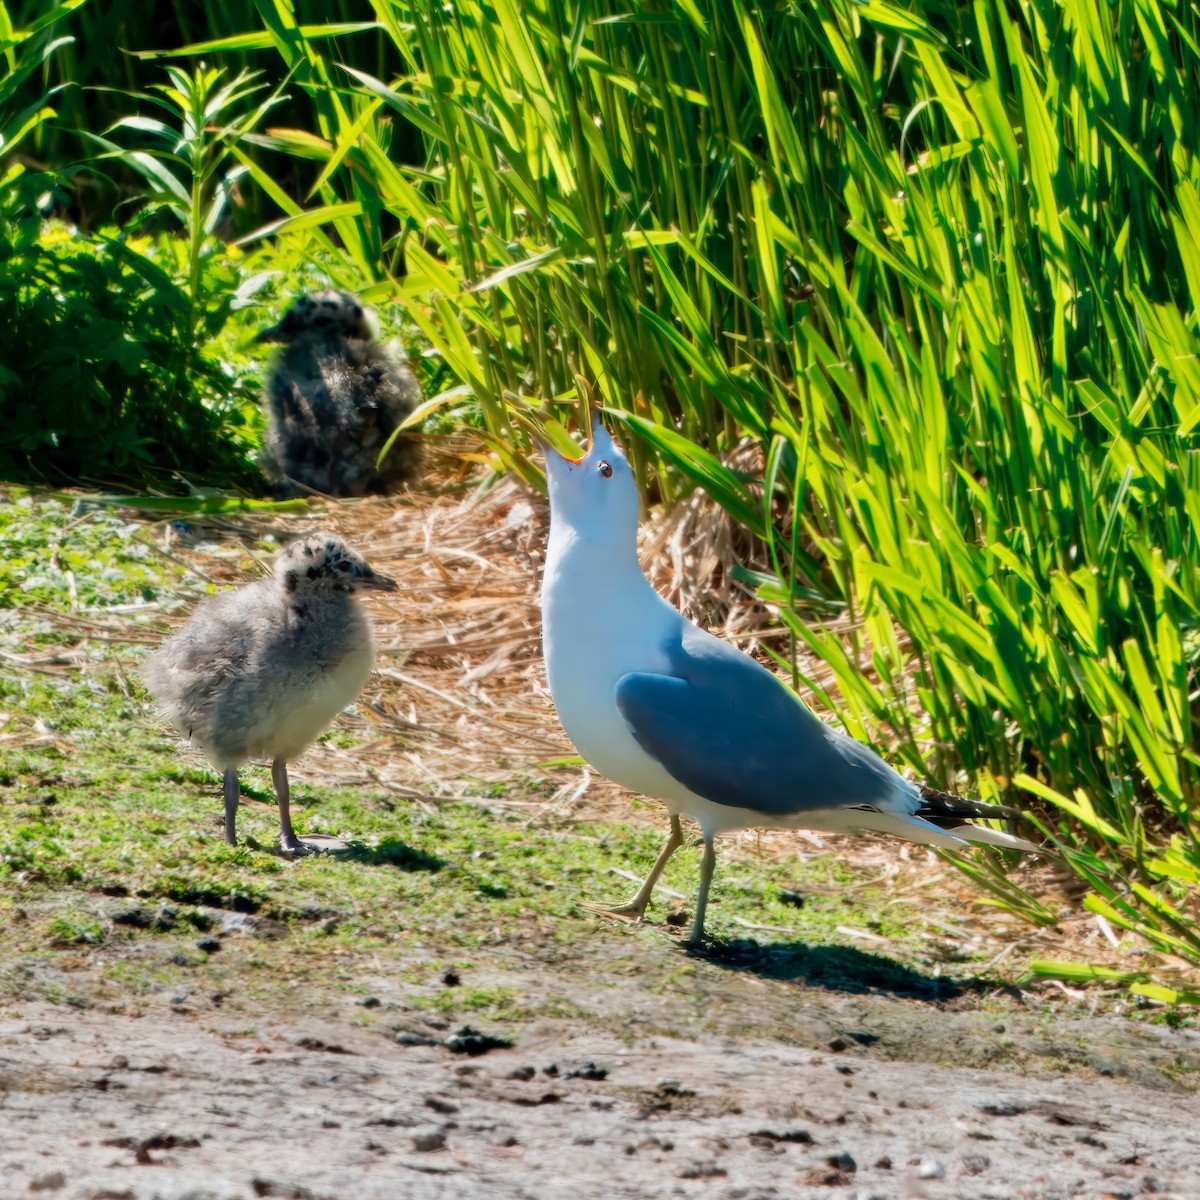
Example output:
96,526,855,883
613,625,906,816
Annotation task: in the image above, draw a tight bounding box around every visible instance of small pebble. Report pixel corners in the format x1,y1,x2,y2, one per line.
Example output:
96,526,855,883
412,1128,447,1152
444,1026,512,1056
395,1032,437,1047
918,1160,946,1179
359,996,381,1008
564,1061,608,1081
196,938,221,954
827,1151,857,1172
676,1160,725,1179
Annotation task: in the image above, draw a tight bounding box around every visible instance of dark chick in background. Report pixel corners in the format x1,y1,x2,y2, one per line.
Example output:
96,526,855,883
257,290,422,497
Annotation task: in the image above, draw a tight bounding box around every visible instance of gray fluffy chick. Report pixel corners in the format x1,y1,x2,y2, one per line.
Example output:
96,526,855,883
142,533,396,852
257,290,422,497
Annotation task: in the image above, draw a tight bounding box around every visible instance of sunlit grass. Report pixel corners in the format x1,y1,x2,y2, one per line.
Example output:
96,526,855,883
9,0,1200,991
161,0,1200,984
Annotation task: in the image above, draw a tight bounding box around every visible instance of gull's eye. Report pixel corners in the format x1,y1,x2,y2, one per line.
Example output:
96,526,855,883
598,460,612,478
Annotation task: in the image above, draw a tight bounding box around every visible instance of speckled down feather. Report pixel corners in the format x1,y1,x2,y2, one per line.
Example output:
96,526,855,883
142,534,386,767
258,290,422,497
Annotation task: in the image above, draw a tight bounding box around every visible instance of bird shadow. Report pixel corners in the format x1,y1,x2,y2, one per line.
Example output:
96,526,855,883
686,937,996,1003
336,837,447,873
232,787,445,873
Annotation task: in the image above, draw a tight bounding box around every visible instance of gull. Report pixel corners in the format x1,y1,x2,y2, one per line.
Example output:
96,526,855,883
257,289,422,497
142,532,396,852
540,418,1039,946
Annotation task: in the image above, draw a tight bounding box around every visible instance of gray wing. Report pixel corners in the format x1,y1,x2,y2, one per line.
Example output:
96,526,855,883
141,590,267,754
613,625,906,816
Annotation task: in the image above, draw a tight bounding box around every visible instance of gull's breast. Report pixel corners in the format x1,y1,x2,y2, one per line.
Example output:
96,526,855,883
543,576,696,805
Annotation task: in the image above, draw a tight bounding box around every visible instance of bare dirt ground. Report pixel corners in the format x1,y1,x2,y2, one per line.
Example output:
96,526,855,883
2,966,1198,1200
2,465,1199,1199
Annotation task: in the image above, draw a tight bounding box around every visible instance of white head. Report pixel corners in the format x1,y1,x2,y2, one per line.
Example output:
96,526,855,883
542,417,640,552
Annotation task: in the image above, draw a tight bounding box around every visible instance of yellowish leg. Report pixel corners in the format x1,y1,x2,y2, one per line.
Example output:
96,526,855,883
591,814,684,921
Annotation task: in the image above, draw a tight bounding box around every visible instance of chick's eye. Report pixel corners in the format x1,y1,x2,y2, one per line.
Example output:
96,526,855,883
598,460,612,478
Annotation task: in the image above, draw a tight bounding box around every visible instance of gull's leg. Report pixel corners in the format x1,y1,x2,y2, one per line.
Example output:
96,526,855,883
593,814,685,921
683,835,717,948
223,768,240,846
272,757,304,853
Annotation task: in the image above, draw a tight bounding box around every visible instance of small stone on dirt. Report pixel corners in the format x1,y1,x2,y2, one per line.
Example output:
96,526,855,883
412,1128,447,1152
827,1151,857,1172
961,1153,990,1175
359,996,380,1008
365,1113,414,1128
506,1065,536,1081
442,970,460,987
444,1026,512,1056
676,1160,725,1179
425,1096,459,1114
396,1032,437,1047
748,1128,813,1145
196,938,220,953
109,906,156,929
295,1036,353,1055
564,1061,607,1081
505,1091,561,1107
802,1168,852,1186
978,1100,1028,1117
917,1160,946,1179
29,1171,66,1192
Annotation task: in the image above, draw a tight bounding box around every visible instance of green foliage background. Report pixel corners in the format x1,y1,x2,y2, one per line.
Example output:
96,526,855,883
3,0,1199,990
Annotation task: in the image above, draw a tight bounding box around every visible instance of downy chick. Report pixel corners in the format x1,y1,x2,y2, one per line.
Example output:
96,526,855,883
142,533,396,851
258,290,422,497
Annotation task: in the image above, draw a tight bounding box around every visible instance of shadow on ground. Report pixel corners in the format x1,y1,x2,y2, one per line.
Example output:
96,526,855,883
339,837,447,872
690,937,1004,1001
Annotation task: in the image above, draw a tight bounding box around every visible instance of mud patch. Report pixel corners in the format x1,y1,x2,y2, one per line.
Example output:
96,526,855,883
0,1002,1196,1199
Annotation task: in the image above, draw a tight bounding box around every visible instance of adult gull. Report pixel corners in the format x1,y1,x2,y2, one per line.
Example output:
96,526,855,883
540,418,1039,946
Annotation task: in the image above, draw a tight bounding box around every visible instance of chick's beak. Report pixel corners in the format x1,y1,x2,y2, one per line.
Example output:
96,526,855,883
254,323,285,344
357,570,398,593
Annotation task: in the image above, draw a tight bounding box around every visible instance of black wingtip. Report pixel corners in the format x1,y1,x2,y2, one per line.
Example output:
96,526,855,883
916,784,1025,826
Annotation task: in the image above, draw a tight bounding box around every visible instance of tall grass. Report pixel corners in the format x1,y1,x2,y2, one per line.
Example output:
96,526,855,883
107,0,1200,988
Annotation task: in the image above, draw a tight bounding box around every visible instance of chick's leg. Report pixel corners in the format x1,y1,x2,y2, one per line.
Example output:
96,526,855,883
222,768,240,846
272,757,304,853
